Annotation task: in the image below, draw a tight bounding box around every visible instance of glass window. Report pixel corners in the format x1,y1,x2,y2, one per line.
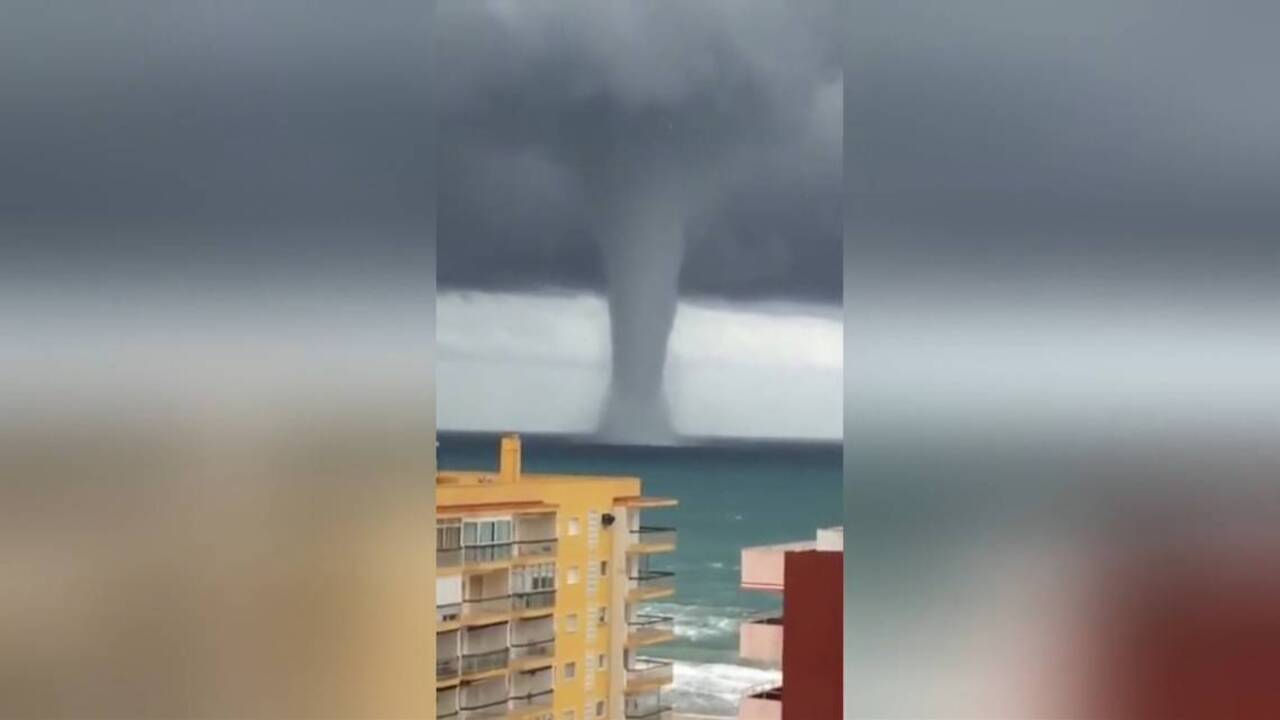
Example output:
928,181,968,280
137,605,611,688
597,653,606,670
565,614,578,632
533,563,555,590
599,561,608,577
596,700,605,717
567,567,579,585
464,519,512,547
567,518,580,536
515,563,556,592
437,520,461,550
563,661,576,680
597,607,607,625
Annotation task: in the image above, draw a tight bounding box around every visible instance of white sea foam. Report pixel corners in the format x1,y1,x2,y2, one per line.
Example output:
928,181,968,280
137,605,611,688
669,660,781,716
646,602,751,642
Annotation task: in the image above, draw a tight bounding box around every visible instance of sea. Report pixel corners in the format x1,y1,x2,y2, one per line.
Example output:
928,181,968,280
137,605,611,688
437,433,843,717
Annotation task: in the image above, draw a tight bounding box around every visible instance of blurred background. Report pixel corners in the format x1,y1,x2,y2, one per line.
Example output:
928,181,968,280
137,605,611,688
1,2,436,716
846,1,1280,717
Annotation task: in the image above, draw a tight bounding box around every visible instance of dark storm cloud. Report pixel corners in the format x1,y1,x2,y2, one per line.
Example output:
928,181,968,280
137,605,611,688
1,1,434,271
847,1,1280,287
435,0,842,302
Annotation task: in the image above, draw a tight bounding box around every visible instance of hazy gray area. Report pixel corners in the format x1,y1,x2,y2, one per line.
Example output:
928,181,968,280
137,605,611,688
845,3,1280,717
2,3,436,716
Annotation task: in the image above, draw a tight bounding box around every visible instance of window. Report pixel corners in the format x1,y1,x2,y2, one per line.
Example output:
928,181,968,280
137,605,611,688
514,563,555,593
566,566,579,585
596,700,606,717
567,518,580,536
597,653,607,670
437,519,461,550
597,607,608,625
463,519,511,545
599,561,608,577
565,614,578,632
562,712,574,720
563,661,576,680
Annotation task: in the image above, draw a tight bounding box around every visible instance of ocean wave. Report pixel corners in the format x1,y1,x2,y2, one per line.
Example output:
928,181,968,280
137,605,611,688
644,602,754,642
668,660,781,716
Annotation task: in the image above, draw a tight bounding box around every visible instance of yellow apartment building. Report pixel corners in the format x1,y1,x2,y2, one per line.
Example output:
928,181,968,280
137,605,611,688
436,435,678,720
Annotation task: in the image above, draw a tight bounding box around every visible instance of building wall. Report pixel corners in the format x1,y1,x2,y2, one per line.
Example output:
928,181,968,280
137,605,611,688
437,465,639,719
608,504,631,719
782,550,843,720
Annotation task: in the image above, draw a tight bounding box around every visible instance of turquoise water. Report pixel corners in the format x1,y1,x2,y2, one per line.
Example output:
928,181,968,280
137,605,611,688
438,434,842,715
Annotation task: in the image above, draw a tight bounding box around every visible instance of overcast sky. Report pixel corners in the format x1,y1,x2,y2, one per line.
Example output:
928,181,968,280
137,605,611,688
435,0,843,440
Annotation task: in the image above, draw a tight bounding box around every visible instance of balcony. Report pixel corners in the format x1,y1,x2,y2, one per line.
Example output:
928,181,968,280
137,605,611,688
510,637,555,667
738,684,782,720
513,538,557,559
438,602,462,627
437,655,461,682
463,543,512,567
738,611,783,664
458,694,510,720
460,647,510,677
438,547,462,571
462,594,511,625
437,686,459,719
627,570,676,601
627,614,676,647
628,526,677,554
512,589,556,615
624,690,673,719
625,657,674,691
741,539,816,592
508,688,554,715
625,705,674,720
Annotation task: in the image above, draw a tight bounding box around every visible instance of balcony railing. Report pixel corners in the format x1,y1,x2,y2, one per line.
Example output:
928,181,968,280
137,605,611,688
510,636,555,662
627,614,675,643
438,602,462,624
509,688,554,710
745,609,784,625
626,657,674,687
630,526,677,549
463,544,512,565
437,655,460,680
438,546,462,569
437,688,459,719
458,693,510,720
462,594,511,618
513,538,557,558
460,647,510,675
512,589,556,611
629,570,676,594
625,704,674,720
744,682,784,701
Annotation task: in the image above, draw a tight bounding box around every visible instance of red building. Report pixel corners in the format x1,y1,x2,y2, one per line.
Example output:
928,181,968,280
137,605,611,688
738,528,843,719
